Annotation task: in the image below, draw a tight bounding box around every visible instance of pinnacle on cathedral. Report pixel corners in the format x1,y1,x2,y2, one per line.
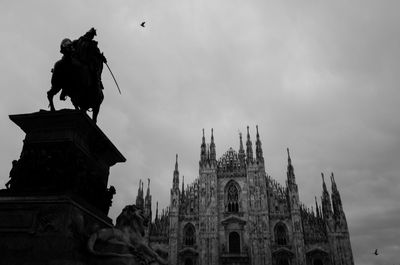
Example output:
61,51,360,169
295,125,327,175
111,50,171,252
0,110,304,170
330,172,344,219
315,196,321,218
255,125,264,163
200,129,207,163
199,128,217,168
181,175,185,200
144,178,152,223
246,126,254,163
210,128,216,161
135,179,144,209
286,148,296,186
321,173,333,219
172,154,179,190
238,132,245,165
155,201,159,221
146,178,151,198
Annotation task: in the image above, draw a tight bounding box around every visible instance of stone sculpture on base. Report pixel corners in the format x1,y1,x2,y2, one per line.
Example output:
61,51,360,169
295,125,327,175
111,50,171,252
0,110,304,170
88,205,168,265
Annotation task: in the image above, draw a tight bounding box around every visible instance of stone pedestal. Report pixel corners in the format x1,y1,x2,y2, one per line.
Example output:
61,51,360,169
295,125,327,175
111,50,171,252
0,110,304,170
0,109,126,265
4,109,125,214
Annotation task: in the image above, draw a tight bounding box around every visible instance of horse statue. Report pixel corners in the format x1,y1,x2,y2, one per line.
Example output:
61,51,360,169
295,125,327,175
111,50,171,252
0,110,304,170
47,28,106,123
87,205,168,265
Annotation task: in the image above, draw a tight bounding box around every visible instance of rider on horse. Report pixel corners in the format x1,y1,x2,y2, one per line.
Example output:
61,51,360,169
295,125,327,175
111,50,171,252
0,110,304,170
57,38,74,101
72,28,107,93
47,28,106,123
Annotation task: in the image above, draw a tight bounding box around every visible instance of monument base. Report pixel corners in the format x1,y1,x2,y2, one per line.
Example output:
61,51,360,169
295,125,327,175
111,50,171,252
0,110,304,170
0,109,126,264
0,194,112,265
6,109,125,214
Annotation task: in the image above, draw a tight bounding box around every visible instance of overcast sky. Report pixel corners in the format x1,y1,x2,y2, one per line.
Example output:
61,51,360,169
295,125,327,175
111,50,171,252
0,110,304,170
1,1,399,264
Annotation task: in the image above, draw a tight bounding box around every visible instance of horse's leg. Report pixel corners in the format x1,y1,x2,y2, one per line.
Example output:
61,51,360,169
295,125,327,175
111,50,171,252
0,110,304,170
60,90,67,101
47,86,60,111
70,98,80,110
92,104,99,123
91,89,104,124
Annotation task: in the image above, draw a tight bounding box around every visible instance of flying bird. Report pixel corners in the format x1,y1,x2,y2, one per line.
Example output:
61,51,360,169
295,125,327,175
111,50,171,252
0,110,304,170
140,22,146,27
373,249,378,255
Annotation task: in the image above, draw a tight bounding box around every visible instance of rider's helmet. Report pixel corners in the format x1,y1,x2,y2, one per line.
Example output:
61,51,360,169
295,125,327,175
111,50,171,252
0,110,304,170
60,38,73,54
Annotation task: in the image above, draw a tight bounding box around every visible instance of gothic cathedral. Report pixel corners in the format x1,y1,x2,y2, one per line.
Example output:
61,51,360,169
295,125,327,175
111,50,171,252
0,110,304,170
136,126,354,265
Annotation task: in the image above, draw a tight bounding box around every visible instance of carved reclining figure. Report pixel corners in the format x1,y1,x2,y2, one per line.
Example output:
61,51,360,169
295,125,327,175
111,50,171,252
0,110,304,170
88,205,167,265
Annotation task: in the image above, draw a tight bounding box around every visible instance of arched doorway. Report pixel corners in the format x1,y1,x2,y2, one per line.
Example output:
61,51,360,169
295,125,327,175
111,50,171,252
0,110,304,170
279,258,290,265
229,232,240,253
185,258,193,265
313,259,323,265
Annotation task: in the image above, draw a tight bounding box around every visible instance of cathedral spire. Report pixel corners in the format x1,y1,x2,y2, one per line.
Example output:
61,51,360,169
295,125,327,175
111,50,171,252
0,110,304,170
146,178,151,198
181,175,185,200
210,128,216,161
330,172,343,217
136,179,144,209
155,201,159,221
238,131,245,164
321,173,332,219
246,126,253,163
175,154,178,172
145,178,152,221
140,179,144,197
331,172,339,194
173,154,179,190
322,173,328,194
255,125,264,163
200,129,207,162
315,196,321,218
137,179,141,197
286,148,296,186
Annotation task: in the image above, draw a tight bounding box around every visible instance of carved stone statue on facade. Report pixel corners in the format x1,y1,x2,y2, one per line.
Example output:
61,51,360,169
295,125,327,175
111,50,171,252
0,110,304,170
88,205,168,265
5,160,19,189
47,28,106,123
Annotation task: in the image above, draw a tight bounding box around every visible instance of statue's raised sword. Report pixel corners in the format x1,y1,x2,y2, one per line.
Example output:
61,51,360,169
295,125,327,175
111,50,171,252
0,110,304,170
105,62,121,94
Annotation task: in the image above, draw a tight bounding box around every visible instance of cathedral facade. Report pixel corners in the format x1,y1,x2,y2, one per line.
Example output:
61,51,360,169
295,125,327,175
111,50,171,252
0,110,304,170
137,127,354,265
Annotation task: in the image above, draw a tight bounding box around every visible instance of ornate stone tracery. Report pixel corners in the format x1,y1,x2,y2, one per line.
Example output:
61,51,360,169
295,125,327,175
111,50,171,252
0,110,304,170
184,223,196,246
224,180,241,213
274,223,288,246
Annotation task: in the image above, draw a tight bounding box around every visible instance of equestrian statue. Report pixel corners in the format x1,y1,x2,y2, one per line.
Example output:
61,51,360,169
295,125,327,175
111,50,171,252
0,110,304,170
47,28,108,123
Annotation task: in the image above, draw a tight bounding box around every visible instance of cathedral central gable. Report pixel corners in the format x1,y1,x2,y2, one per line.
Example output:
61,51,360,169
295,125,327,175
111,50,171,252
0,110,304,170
217,148,246,176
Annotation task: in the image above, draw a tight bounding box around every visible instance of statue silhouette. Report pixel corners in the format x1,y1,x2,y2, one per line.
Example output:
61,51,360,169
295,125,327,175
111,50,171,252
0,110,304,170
47,28,106,123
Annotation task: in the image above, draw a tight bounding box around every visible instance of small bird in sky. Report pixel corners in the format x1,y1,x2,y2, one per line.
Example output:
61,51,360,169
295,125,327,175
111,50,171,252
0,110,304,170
140,22,146,28
373,249,378,255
